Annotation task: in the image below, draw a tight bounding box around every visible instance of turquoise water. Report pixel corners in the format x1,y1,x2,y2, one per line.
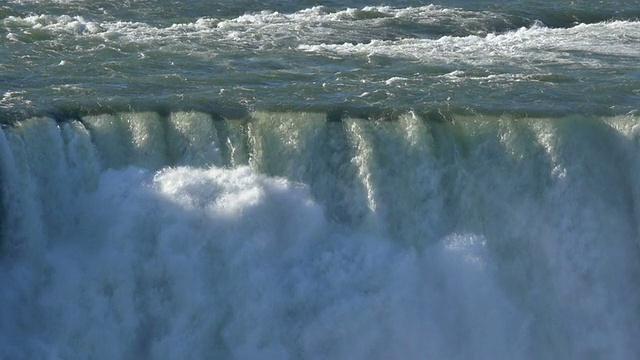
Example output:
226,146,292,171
1,1,640,359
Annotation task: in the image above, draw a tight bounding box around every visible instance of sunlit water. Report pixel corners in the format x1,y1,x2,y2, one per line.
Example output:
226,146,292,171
1,1,640,359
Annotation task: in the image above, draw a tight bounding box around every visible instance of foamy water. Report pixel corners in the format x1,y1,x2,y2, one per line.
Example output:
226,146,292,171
2,112,640,358
1,0,640,358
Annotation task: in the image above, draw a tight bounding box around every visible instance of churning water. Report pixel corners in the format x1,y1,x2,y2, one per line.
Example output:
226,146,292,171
1,0,640,359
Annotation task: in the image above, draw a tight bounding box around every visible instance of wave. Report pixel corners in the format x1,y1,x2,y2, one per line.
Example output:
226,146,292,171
1,5,520,47
4,2,639,38
8,5,636,47
2,5,637,117
2,3,638,118
299,20,640,67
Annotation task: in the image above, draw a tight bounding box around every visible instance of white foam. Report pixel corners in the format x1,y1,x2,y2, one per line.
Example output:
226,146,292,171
5,5,636,73
0,5,512,50
300,20,640,68
2,14,103,34
0,115,528,358
2,113,640,358
0,90,32,108
0,161,528,358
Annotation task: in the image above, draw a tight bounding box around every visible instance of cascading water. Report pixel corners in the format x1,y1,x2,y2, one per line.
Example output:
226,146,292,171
1,111,639,359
